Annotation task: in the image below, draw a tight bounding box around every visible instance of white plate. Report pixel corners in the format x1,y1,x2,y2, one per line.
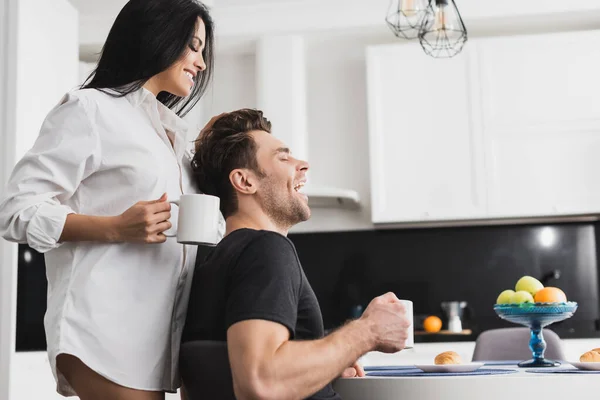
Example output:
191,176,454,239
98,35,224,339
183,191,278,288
570,361,600,371
414,362,484,373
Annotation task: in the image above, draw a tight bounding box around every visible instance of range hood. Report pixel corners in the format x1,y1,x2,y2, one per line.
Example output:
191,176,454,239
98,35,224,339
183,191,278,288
303,183,361,209
256,35,361,210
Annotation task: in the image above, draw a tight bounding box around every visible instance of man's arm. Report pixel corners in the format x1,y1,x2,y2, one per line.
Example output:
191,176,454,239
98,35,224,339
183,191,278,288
227,292,410,400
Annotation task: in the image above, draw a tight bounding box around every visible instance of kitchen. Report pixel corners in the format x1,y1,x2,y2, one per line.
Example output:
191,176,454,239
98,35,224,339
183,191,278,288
2,0,600,399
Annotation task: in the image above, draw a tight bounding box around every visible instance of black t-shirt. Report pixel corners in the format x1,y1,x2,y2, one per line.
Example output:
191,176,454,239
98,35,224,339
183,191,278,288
183,228,341,400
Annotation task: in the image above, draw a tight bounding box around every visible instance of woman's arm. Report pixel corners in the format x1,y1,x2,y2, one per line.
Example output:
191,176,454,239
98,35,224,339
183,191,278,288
0,93,173,251
59,193,172,244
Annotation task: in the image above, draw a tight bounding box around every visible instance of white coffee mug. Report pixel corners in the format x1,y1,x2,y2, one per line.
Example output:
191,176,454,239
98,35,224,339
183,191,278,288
400,299,414,349
165,194,220,246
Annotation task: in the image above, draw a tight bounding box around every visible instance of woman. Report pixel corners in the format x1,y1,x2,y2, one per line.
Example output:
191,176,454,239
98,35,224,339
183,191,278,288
0,0,216,398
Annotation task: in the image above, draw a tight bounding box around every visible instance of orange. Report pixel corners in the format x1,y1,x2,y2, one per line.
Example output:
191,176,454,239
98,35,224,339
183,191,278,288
533,287,567,303
423,316,442,333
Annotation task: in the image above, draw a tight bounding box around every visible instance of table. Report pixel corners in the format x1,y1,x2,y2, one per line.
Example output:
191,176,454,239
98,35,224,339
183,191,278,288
332,365,599,400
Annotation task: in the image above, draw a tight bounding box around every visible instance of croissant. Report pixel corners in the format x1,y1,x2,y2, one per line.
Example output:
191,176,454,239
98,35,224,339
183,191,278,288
579,351,600,363
434,351,462,365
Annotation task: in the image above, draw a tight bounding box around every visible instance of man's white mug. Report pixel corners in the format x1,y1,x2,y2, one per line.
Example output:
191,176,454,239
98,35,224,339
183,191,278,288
165,194,220,246
400,299,414,349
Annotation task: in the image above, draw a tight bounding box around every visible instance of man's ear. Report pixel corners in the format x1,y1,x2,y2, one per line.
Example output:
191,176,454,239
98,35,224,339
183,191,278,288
229,168,258,195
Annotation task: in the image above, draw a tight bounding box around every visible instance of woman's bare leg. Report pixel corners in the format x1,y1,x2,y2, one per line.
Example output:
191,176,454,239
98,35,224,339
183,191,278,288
56,354,165,400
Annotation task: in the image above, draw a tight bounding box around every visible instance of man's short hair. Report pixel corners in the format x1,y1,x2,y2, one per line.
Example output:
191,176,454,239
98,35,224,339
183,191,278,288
191,109,272,218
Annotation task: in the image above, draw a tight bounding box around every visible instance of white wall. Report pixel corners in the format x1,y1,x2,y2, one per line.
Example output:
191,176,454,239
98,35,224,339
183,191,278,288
0,0,79,399
295,33,396,233
15,0,79,160
0,0,18,397
196,52,257,127
78,61,95,86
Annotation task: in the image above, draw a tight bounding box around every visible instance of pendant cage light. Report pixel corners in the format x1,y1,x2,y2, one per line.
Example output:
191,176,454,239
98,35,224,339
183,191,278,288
418,0,468,58
385,0,468,58
385,0,430,40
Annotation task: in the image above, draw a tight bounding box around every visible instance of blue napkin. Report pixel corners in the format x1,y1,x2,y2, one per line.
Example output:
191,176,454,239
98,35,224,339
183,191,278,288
481,360,522,366
527,368,600,374
364,360,522,372
363,365,420,372
367,368,518,377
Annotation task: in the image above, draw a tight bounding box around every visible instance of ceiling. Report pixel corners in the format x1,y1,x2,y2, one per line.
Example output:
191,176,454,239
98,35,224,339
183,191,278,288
68,0,309,16
68,0,127,15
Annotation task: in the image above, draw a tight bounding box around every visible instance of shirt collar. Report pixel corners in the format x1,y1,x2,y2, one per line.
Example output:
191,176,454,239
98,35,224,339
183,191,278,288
125,88,189,136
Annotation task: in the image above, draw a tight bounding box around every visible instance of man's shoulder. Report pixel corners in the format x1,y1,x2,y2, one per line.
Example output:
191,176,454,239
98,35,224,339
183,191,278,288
200,229,296,270
225,228,295,252
225,229,300,274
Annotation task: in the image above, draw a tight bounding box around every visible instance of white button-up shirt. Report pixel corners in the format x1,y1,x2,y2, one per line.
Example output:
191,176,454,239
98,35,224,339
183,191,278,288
0,88,222,394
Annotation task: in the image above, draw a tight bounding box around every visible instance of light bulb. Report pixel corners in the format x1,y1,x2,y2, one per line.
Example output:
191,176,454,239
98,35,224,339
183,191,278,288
433,4,450,31
402,0,417,17
429,1,461,41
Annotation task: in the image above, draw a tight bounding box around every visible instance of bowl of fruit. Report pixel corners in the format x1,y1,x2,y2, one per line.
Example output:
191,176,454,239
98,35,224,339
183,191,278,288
493,276,578,368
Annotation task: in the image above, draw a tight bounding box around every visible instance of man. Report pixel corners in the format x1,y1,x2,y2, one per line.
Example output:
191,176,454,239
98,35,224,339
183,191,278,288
183,109,411,400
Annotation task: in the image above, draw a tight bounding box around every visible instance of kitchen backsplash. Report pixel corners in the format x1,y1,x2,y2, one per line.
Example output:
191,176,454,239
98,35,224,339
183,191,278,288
288,222,600,340
15,222,600,351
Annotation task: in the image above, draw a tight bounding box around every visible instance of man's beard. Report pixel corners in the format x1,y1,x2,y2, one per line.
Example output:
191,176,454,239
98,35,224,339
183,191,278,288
258,175,310,230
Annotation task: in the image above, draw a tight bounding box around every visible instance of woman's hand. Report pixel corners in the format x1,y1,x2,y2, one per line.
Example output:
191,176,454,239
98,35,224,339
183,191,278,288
341,361,365,378
194,112,226,152
114,193,172,244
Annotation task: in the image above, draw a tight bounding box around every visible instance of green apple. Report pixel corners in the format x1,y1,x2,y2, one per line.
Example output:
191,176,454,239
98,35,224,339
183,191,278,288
515,276,544,296
496,290,515,304
511,290,535,304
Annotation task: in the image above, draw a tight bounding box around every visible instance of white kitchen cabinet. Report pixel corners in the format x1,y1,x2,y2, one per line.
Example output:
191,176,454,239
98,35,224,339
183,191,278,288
366,43,486,224
477,30,600,218
366,29,600,225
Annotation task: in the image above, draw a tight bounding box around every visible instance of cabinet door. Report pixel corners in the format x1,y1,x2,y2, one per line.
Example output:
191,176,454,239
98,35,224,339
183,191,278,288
366,43,485,224
478,30,600,218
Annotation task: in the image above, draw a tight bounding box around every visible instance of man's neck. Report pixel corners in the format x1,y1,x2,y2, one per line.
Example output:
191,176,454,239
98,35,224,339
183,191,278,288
225,210,290,237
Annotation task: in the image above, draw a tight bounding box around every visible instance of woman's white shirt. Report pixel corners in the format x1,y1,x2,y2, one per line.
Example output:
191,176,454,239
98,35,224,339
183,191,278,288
0,87,220,394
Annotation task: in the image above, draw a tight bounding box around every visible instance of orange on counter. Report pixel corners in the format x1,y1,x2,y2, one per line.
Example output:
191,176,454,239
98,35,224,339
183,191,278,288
533,287,567,303
423,316,442,333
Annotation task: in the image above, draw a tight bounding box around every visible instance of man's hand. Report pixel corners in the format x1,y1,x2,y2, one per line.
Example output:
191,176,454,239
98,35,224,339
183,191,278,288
359,292,411,353
341,361,365,378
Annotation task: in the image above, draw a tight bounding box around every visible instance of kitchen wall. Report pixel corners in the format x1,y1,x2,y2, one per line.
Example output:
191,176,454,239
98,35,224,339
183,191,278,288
288,222,600,340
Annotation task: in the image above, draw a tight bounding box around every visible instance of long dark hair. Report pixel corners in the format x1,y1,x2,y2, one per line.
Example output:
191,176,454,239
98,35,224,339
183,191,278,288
82,0,214,117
